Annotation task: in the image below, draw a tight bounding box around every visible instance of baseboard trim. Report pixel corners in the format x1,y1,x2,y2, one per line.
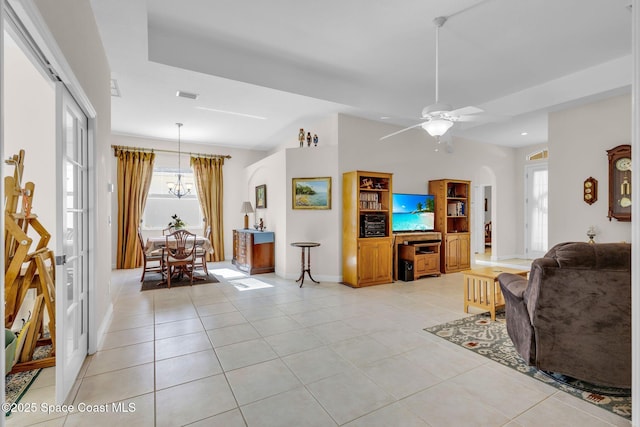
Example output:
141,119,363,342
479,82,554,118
93,302,113,354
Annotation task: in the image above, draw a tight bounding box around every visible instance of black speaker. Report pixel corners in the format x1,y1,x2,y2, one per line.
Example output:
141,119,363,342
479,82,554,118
398,260,414,281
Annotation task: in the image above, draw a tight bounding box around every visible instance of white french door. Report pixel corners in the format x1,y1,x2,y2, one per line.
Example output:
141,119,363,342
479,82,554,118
55,84,89,403
524,163,548,259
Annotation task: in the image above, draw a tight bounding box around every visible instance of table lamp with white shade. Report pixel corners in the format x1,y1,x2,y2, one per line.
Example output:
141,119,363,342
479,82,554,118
241,201,254,229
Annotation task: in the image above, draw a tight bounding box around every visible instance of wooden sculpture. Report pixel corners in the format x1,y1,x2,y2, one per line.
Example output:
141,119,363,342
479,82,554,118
4,150,56,372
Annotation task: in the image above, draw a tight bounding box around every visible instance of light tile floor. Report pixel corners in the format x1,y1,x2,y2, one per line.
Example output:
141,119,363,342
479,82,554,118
6,260,630,426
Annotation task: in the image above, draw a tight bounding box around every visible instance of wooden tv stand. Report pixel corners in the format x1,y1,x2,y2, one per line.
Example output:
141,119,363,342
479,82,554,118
393,232,442,280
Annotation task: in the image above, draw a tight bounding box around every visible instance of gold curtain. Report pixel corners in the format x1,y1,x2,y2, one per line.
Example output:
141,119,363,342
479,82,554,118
191,156,225,261
115,149,155,269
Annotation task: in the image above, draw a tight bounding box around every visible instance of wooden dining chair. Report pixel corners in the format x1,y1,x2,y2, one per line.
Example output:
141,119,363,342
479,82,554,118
164,229,197,288
137,228,163,282
195,226,212,276
162,226,175,235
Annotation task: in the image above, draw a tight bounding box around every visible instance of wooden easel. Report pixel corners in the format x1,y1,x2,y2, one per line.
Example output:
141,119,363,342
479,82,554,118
4,150,56,373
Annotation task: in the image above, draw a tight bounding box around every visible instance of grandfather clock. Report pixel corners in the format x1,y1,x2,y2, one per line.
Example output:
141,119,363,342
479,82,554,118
607,144,631,221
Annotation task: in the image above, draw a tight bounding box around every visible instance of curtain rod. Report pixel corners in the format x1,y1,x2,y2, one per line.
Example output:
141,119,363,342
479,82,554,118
111,144,231,159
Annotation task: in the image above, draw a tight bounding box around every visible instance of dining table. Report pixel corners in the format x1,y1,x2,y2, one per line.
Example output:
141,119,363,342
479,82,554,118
144,234,214,284
144,234,213,256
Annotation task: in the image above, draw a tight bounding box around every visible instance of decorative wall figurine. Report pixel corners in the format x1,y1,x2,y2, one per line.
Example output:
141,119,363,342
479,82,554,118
299,128,305,147
313,134,318,147
306,132,311,147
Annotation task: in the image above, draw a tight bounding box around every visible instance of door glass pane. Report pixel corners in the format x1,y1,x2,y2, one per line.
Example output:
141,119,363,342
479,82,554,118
65,211,77,257
65,111,77,162
529,169,548,253
66,307,77,354
65,262,75,303
65,161,76,208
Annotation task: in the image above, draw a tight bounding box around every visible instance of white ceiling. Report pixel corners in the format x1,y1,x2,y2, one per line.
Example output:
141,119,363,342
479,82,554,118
89,0,632,150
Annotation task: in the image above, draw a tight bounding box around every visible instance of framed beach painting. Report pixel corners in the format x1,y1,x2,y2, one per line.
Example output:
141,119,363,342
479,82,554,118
292,177,331,210
255,184,267,209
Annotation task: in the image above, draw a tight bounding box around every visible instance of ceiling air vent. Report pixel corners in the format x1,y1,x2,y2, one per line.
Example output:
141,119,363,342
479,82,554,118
176,90,199,100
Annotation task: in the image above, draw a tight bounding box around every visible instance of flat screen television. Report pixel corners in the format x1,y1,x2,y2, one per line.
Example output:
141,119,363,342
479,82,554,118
392,193,435,233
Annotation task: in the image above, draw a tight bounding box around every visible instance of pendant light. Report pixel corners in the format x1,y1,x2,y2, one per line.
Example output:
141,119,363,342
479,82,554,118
167,122,192,198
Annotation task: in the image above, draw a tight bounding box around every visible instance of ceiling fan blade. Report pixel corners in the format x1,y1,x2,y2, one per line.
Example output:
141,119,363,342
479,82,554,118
455,113,510,123
449,106,484,116
379,122,425,141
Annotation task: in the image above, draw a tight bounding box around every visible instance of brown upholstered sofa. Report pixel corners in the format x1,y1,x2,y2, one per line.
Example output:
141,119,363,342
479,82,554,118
498,242,631,388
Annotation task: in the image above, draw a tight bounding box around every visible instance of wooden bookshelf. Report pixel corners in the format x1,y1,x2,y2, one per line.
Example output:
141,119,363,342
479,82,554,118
342,171,393,287
428,179,471,273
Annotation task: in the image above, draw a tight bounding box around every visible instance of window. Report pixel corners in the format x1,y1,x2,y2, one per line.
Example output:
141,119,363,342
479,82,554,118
527,148,548,161
525,163,548,258
142,168,203,230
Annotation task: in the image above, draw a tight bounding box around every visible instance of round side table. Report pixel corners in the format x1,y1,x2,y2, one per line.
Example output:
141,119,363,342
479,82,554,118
290,242,320,287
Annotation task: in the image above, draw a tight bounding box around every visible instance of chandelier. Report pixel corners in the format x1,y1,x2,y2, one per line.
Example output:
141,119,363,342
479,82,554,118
167,122,192,198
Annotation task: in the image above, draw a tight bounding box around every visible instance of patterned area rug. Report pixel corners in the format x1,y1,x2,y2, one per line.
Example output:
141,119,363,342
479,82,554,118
140,271,219,291
5,369,41,415
4,345,51,416
424,312,632,420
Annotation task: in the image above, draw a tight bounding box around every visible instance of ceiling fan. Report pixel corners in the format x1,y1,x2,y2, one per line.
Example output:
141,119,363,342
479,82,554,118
381,16,491,142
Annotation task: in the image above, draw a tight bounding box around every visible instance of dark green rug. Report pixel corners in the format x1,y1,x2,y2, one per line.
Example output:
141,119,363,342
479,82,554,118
141,271,219,291
5,369,41,416
424,312,632,420
4,344,51,416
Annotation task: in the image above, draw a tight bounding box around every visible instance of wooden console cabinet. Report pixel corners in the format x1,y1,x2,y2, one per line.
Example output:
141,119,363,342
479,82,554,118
398,241,441,279
428,179,471,273
393,232,442,280
232,229,275,274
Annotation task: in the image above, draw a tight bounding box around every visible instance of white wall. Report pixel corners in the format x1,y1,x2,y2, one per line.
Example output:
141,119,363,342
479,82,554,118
549,93,632,244
268,114,339,155
285,145,340,281
109,134,265,264
246,128,341,281
4,35,56,249
244,150,287,276
337,114,520,260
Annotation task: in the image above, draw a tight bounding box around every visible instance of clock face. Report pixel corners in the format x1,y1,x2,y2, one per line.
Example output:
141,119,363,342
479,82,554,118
616,157,631,171
620,197,632,208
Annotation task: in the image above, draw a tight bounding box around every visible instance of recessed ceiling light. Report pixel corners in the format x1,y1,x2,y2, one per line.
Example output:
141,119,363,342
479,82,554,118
521,132,528,136
380,116,390,120
196,106,267,120
176,90,199,100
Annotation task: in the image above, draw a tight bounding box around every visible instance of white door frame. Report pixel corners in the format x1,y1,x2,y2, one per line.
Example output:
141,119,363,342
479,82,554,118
1,0,6,413
55,84,90,404
4,0,98,404
472,185,486,255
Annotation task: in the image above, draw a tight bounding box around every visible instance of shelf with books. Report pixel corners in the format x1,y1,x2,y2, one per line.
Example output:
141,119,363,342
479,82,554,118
428,179,471,273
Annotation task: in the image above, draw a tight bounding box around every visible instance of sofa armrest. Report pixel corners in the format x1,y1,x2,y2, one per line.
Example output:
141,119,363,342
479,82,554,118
497,273,528,300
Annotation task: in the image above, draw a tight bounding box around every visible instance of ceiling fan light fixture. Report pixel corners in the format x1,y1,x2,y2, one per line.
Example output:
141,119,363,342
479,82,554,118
422,119,453,137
